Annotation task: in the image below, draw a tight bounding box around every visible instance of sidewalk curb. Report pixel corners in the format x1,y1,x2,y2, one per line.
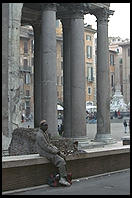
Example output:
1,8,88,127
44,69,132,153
2,169,130,195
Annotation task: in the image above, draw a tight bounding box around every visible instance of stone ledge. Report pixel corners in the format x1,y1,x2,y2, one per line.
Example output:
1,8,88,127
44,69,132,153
2,146,130,168
121,136,130,145
2,146,130,192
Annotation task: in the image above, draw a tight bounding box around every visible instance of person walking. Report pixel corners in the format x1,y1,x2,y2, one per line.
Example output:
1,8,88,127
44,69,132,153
123,120,127,133
36,120,71,187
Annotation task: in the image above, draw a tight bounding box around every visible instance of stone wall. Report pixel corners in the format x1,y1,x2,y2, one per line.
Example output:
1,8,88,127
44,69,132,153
8,3,23,134
8,128,78,156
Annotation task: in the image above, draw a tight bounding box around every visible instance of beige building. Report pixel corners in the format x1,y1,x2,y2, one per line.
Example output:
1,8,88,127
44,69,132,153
19,21,97,115
19,26,34,118
109,38,130,104
56,21,96,105
119,42,130,104
84,25,96,104
109,49,118,98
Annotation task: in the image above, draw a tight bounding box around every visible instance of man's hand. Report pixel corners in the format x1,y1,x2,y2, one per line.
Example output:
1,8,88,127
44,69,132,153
57,151,66,160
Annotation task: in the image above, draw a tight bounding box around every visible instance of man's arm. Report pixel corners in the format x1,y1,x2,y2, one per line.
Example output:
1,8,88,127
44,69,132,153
37,133,59,154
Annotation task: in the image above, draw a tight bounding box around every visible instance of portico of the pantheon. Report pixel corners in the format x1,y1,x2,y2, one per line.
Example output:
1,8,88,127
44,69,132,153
2,3,115,148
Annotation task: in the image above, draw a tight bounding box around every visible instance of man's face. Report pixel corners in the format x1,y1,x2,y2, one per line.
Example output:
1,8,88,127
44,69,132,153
40,122,48,132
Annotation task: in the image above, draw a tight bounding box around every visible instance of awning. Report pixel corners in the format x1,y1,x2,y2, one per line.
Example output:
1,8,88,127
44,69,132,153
57,104,63,111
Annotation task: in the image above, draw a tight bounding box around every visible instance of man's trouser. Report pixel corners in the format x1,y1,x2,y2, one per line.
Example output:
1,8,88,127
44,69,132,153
47,154,67,178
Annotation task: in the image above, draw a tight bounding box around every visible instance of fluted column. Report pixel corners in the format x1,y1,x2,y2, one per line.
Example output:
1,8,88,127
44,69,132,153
41,3,58,136
95,9,115,143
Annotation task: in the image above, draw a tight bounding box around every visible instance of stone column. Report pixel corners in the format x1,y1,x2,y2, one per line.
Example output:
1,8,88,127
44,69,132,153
62,12,88,147
33,22,42,127
61,18,71,138
95,9,115,143
41,3,58,136
2,3,9,137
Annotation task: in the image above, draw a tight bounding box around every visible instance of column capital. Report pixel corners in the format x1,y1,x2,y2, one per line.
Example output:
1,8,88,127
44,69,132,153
61,18,71,29
94,8,112,24
58,4,84,20
32,20,41,29
41,3,57,11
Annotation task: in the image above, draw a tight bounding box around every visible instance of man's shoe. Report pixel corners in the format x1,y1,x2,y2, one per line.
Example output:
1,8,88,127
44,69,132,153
59,177,71,186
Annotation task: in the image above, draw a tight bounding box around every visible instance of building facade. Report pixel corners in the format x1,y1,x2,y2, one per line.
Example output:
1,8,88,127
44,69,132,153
119,42,130,104
56,21,96,105
109,38,130,104
109,49,118,98
19,26,34,119
84,25,96,105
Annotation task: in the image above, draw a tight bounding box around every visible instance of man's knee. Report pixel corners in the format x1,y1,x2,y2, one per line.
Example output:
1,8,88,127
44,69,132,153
55,155,66,167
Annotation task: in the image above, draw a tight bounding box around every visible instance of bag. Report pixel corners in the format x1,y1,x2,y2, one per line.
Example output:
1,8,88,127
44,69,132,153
48,172,60,187
48,172,72,187
67,172,72,185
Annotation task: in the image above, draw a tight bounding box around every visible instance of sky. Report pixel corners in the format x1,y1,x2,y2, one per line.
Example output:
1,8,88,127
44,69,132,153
84,3,130,40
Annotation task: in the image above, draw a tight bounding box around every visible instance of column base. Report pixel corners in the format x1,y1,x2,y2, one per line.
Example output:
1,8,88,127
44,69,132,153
94,133,116,144
71,136,91,149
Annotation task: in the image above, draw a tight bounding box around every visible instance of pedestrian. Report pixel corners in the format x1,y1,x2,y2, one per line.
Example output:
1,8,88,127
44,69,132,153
36,120,71,186
21,114,24,123
117,110,120,117
123,120,127,133
58,123,64,136
114,110,117,118
129,119,130,132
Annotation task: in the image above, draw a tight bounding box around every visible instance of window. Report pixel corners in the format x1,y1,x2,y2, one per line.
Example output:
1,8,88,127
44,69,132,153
117,48,119,53
31,57,34,66
86,35,91,41
61,61,63,70
25,101,30,116
61,76,63,85
24,41,28,53
25,73,31,84
119,58,122,64
88,87,92,95
61,44,63,57
128,48,130,57
56,20,59,28
110,54,114,66
31,40,34,53
26,90,30,96
57,76,59,85
24,59,28,66
111,74,114,87
86,63,94,82
25,101,30,108
86,46,92,59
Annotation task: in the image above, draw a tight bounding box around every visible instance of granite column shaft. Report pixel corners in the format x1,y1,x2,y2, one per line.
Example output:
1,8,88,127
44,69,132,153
41,4,58,136
95,10,113,142
62,14,86,139
33,23,42,127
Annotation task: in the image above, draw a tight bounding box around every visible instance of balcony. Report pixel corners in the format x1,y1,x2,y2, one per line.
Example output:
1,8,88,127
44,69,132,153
87,77,94,82
19,65,32,73
24,95,31,98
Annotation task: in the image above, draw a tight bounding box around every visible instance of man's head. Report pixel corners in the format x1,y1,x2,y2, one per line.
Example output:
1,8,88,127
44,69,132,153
40,120,48,132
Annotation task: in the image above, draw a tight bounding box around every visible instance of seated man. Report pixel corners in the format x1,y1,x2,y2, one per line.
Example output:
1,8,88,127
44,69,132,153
36,120,71,186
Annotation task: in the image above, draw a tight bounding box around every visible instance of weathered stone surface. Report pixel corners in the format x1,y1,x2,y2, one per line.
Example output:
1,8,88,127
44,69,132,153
8,128,82,156
8,128,39,156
